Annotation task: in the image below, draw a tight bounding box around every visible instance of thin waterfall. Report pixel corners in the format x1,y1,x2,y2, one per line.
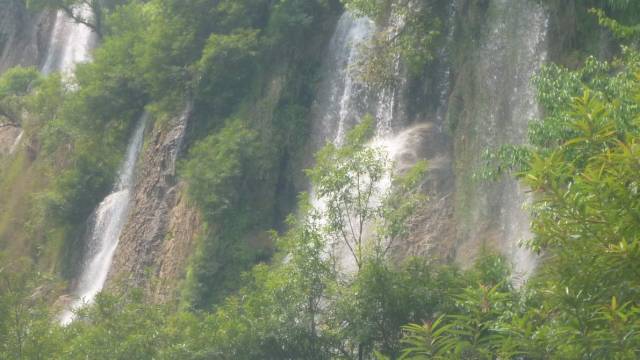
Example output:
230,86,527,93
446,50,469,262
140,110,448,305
6,5,96,155
311,11,406,147
59,114,147,325
42,4,95,75
310,12,375,272
8,129,24,154
312,12,375,148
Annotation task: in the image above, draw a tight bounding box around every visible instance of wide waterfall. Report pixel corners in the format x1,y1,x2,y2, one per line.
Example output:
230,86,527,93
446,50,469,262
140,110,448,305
41,5,95,75
59,115,147,325
452,0,548,281
314,3,548,280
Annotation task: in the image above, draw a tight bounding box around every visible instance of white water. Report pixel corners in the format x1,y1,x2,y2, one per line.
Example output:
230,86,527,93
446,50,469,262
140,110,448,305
59,114,147,325
487,0,548,280
311,11,420,272
8,129,24,154
316,3,548,281
41,5,95,75
312,11,407,147
312,12,375,148
7,5,95,155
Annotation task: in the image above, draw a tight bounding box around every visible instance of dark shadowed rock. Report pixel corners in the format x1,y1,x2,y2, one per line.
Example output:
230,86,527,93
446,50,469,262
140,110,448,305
0,0,55,72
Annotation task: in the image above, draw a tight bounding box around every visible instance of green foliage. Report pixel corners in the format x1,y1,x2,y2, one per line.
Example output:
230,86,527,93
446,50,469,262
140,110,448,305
197,208,337,359
62,291,173,359
0,67,40,98
0,255,63,360
0,67,41,125
394,23,640,357
588,0,640,14
395,316,457,360
182,119,261,219
590,8,640,41
331,258,459,358
5,0,312,278
346,0,443,85
483,47,640,179
306,116,427,268
341,0,389,19
265,0,335,49
180,119,267,307
6,2,640,359
194,30,259,118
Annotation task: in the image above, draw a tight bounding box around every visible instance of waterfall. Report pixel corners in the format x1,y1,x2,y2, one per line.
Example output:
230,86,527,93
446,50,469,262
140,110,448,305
59,114,147,325
314,3,548,280
5,6,96,156
452,0,548,281
41,5,95,75
311,10,409,147
484,0,547,280
312,12,375,148
310,11,419,271
8,129,24,154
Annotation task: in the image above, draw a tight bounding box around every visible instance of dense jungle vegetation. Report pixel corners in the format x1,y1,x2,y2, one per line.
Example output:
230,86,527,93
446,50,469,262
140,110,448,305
1,0,640,358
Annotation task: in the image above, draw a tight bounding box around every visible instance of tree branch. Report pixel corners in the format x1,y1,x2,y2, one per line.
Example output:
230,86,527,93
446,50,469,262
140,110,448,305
334,200,360,269
60,4,102,38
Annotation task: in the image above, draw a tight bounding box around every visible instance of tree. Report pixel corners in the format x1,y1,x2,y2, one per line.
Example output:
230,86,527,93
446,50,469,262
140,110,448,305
62,291,170,360
343,0,442,86
0,255,63,359
0,67,41,127
193,30,259,118
519,91,640,357
25,0,127,38
306,115,427,270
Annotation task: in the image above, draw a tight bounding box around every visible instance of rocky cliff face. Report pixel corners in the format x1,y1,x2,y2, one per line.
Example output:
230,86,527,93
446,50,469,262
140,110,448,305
101,0,590,300
0,0,54,72
107,107,201,301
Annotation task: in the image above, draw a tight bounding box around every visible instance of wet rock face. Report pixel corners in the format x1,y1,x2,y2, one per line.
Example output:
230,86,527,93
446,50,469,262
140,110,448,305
390,123,457,263
447,0,547,274
107,108,201,300
0,0,55,72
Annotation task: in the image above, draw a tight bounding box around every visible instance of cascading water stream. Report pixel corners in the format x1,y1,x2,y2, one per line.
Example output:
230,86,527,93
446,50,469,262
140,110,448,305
313,12,375,148
59,114,147,325
486,0,548,280
452,0,548,282
42,5,95,75
8,129,24,155
315,3,547,281
311,11,419,271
